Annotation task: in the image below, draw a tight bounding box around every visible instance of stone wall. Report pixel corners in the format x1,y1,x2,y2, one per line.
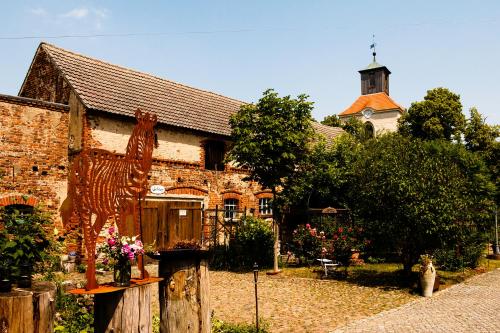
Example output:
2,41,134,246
351,110,402,135
0,95,69,226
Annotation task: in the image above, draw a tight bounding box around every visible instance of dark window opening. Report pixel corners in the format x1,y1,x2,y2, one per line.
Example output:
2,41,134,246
4,204,34,216
365,122,375,138
369,72,376,89
205,141,225,171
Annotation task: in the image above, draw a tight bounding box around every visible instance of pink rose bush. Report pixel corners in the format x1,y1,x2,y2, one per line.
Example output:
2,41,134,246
98,227,144,265
292,223,369,266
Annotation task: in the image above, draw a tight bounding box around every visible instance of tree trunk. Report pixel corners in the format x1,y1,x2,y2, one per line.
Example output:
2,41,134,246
0,282,56,333
94,283,153,333
158,253,210,333
271,188,281,274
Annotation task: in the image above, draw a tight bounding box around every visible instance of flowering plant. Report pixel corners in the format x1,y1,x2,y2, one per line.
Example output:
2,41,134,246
419,254,433,274
98,227,144,265
330,226,368,266
292,224,329,262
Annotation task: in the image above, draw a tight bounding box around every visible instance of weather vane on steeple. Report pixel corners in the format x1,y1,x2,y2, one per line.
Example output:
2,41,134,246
370,34,377,61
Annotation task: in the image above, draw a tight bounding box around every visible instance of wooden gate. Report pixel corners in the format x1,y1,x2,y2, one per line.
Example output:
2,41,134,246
140,200,203,251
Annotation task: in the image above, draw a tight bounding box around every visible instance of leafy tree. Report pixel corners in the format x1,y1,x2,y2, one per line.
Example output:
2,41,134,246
282,133,361,209
321,114,343,128
322,115,372,141
464,107,500,205
350,133,494,274
228,89,314,272
464,107,500,152
398,87,466,141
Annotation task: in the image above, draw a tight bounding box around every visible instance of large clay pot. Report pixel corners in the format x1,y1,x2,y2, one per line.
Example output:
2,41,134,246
420,262,436,297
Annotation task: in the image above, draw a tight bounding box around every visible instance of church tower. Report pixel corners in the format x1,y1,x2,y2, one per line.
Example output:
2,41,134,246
359,50,391,95
337,45,405,136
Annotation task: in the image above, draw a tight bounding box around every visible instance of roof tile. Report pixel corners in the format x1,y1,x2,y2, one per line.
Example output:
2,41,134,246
339,92,404,116
39,43,342,139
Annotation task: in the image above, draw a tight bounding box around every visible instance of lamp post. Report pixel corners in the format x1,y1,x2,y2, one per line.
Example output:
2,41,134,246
253,262,259,332
494,207,499,255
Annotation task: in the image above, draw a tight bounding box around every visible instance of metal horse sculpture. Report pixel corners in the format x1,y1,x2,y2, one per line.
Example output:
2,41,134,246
61,109,157,290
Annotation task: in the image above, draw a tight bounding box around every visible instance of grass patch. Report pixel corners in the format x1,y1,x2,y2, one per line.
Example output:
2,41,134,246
281,257,500,291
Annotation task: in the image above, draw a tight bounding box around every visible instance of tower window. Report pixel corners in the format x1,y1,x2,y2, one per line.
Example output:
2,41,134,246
364,122,375,138
369,72,376,88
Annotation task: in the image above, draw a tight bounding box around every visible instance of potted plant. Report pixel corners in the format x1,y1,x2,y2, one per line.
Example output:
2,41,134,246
0,261,12,293
419,254,436,297
68,251,78,263
98,227,144,287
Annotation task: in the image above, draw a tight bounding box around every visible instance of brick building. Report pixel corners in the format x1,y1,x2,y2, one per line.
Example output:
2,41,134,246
1,43,342,240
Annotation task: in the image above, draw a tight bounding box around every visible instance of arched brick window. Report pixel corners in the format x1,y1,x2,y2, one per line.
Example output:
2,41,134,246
0,195,38,208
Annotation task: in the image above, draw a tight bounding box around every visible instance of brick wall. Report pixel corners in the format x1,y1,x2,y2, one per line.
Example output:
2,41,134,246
0,95,69,227
82,110,266,214
19,47,71,104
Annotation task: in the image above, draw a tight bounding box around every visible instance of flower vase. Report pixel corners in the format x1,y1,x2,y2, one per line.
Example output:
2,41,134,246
113,259,131,287
420,262,436,297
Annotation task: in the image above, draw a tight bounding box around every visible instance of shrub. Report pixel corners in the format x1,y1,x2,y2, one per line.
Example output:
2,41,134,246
291,224,324,262
54,282,94,333
210,216,274,271
434,231,487,271
0,207,56,278
212,318,269,333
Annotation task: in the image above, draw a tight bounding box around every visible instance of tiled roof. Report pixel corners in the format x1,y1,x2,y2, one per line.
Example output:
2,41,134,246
312,122,344,140
39,43,244,136
35,43,341,140
339,92,404,116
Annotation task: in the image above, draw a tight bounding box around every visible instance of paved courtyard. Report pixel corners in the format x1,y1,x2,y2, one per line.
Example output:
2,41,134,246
331,269,500,333
210,271,417,333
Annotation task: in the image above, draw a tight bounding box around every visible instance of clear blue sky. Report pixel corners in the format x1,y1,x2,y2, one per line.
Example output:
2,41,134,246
1,1,499,124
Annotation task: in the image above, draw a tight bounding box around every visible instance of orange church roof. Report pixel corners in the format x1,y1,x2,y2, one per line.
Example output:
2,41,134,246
339,92,404,116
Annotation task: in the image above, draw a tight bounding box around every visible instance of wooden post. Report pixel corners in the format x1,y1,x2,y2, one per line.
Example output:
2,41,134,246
94,283,153,333
158,251,210,333
0,282,56,333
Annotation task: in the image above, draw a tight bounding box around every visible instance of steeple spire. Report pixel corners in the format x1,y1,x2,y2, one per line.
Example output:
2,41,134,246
370,34,377,62
359,36,391,95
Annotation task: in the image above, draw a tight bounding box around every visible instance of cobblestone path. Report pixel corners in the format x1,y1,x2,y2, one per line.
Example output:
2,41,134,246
210,271,416,333
331,269,500,333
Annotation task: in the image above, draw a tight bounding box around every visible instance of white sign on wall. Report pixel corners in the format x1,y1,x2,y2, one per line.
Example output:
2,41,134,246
150,184,166,195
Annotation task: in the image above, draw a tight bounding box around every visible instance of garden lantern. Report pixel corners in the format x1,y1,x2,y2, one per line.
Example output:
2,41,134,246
253,262,259,331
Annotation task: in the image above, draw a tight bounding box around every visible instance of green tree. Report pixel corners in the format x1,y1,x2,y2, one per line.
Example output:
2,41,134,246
350,133,494,274
321,114,343,128
322,115,372,141
398,87,466,141
464,107,499,152
228,89,314,272
283,133,361,209
464,107,500,204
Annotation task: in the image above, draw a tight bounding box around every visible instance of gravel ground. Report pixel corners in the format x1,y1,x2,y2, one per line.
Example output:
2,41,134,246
209,271,417,333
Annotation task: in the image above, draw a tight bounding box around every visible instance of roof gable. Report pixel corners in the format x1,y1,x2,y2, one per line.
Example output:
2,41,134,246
339,92,404,116
20,43,342,140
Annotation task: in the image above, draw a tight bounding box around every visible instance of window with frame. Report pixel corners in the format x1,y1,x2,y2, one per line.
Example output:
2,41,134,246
258,198,272,215
364,121,375,138
224,198,239,219
204,140,225,171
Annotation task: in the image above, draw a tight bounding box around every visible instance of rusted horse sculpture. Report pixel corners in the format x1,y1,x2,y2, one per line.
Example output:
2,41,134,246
61,109,157,290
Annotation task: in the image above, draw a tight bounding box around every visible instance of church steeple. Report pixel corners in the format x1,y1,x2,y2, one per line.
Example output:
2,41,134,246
358,41,391,95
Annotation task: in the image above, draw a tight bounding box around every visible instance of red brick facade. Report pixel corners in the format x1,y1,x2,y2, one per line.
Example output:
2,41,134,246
0,95,69,227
